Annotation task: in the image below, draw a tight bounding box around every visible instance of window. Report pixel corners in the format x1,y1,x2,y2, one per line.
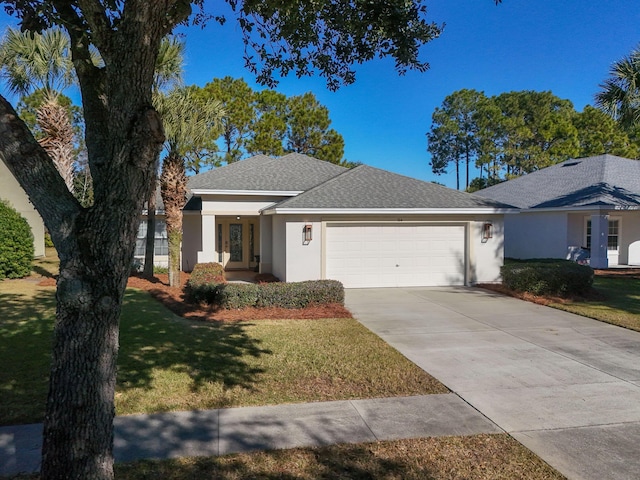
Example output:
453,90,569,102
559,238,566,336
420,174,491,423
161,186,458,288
585,218,619,252
249,223,255,262
136,219,168,256
608,219,619,251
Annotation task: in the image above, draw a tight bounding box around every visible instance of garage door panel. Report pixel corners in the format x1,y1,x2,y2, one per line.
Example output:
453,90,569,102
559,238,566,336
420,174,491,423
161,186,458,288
326,224,465,288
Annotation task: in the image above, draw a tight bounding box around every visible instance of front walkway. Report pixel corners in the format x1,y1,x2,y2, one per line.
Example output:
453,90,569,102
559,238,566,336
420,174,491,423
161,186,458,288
346,287,640,480
1,394,499,476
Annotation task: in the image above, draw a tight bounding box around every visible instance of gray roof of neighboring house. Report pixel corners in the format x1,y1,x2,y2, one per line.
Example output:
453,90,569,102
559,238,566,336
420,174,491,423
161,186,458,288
187,152,348,192
475,154,640,209
268,164,512,210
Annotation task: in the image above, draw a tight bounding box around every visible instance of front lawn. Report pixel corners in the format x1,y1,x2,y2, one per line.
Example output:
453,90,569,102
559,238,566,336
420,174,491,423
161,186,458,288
0,281,445,426
113,435,565,480
550,275,640,331
7,435,566,480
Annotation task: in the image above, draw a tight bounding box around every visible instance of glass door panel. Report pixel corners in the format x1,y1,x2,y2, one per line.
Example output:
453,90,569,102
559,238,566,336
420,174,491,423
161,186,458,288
229,223,243,262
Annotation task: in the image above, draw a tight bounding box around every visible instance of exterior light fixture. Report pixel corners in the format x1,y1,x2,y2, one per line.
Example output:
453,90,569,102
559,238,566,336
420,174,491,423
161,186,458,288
236,216,241,220
303,224,312,243
482,222,493,241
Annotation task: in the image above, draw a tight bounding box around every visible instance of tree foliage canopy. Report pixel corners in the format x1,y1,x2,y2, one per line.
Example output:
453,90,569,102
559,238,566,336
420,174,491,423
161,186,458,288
201,77,345,164
427,89,638,190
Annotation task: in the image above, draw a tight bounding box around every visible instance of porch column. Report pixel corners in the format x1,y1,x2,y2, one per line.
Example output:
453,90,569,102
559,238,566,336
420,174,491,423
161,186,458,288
590,213,608,269
259,215,273,274
197,213,217,263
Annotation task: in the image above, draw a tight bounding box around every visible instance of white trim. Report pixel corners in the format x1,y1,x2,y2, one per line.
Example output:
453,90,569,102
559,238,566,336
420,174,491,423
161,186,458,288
190,189,302,197
263,207,515,215
522,205,639,213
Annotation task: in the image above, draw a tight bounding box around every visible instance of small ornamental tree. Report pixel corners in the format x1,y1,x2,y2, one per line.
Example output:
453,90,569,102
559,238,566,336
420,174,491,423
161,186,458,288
0,200,34,279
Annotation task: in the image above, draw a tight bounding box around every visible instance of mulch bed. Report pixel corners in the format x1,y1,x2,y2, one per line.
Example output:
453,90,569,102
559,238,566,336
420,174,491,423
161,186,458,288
38,273,351,321
129,274,352,321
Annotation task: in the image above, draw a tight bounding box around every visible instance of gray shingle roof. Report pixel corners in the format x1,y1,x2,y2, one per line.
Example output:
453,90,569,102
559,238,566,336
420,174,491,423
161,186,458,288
268,165,511,210
475,155,640,209
187,152,347,191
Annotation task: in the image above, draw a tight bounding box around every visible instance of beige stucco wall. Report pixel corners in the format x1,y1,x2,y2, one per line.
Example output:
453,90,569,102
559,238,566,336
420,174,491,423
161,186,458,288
0,159,45,257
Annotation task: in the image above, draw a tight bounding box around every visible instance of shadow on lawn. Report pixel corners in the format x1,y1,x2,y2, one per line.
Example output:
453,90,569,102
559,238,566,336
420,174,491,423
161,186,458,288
116,442,418,480
0,289,55,425
118,290,271,397
593,277,640,316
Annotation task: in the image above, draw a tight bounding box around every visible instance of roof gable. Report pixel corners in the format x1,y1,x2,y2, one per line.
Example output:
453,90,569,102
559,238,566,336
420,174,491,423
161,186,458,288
269,164,511,210
187,153,347,192
475,154,640,209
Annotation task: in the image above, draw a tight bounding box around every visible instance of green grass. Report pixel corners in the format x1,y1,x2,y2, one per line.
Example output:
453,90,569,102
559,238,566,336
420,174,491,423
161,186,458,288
550,276,640,331
0,282,445,426
30,247,59,277
7,435,566,480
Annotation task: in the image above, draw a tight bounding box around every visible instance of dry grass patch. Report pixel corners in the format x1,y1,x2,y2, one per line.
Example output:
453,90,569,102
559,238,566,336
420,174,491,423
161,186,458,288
112,435,565,480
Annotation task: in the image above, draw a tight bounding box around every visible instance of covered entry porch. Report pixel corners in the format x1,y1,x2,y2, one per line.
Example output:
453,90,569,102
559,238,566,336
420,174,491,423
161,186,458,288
183,213,261,272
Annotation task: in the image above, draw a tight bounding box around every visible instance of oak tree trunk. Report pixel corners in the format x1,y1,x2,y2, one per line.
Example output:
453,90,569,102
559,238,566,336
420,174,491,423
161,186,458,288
0,4,175,477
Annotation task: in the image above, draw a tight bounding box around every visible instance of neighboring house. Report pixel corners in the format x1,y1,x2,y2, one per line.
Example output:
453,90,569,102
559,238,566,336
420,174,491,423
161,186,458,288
133,188,169,270
0,158,45,257
475,154,640,268
175,153,511,288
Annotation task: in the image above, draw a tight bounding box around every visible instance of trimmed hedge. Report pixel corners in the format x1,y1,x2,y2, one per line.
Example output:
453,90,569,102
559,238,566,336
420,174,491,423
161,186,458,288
218,283,259,309
185,262,226,303
255,280,344,309
0,200,34,279
185,263,344,309
501,259,593,296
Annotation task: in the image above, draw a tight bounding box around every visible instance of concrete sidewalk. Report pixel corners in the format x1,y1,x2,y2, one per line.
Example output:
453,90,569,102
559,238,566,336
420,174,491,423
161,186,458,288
346,287,640,480
1,393,500,477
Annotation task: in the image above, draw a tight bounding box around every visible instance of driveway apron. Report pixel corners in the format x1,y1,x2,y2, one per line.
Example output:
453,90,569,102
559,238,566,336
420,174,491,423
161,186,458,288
346,287,640,480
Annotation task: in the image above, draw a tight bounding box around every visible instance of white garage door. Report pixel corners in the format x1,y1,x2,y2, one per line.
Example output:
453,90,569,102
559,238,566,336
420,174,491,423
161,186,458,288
325,223,466,288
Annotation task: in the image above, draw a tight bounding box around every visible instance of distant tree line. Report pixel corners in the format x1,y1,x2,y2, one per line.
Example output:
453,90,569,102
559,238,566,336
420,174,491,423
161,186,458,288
427,89,639,191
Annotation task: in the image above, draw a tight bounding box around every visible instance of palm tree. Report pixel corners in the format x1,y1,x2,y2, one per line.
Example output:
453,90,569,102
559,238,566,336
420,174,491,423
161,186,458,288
142,36,185,279
156,87,224,286
596,45,640,130
0,27,77,191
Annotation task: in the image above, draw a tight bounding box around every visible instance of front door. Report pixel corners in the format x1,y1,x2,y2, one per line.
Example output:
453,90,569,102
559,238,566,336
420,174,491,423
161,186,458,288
218,220,249,269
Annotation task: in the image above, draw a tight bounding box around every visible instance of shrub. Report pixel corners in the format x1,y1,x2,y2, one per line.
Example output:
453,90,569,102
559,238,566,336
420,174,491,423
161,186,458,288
0,200,34,279
44,232,54,248
185,262,226,303
501,259,593,296
217,283,260,309
256,280,344,309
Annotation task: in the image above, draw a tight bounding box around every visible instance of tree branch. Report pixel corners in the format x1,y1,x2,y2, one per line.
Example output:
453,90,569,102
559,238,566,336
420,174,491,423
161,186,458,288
0,94,80,245
73,0,113,55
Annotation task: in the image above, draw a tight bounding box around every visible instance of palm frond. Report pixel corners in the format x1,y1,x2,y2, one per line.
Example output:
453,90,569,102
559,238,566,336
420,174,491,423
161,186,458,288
0,27,75,96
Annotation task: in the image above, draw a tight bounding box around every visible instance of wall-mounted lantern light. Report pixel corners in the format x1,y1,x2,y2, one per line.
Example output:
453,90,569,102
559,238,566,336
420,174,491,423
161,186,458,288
303,224,313,244
482,222,493,241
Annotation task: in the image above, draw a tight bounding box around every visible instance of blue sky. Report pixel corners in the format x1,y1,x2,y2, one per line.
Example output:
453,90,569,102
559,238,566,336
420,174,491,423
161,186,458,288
1,1,639,188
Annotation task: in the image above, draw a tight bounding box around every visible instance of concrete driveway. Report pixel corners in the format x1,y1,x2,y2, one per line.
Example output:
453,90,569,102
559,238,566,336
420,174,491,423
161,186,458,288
346,287,640,480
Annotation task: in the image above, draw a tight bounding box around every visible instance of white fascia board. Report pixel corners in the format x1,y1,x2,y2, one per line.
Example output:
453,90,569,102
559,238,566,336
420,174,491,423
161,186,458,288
190,189,303,197
262,207,516,215
522,204,639,213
